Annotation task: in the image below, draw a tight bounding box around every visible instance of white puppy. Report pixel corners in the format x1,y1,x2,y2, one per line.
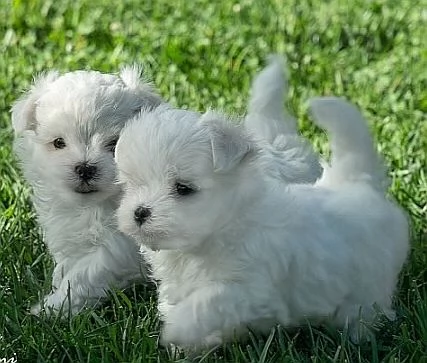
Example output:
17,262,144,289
12,66,162,315
116,98,409,349
245,56,322,183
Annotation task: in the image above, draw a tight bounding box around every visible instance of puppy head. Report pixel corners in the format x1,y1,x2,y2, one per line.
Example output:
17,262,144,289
116,107,259,251
12,66,162,203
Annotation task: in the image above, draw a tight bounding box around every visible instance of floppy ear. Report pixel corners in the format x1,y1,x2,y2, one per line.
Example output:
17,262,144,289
200,110,255,172
11,71,59,135
119,64,163,112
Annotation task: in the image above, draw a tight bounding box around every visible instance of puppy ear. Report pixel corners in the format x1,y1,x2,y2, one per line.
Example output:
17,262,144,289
11,71,59,134
200,110,255,172
119,64,163,112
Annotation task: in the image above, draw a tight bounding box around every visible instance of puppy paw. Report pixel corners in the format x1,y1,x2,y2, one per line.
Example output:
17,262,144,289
202,331,223,347
164,343,186,360
30,302,43,316
30,292,76,317
349,324,374,344
161,322,187,347
161,319,223,349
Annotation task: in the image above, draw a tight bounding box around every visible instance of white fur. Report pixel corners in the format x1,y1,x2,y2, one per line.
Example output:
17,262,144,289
12,66,162,315
116,98,409,350
245,55,322,183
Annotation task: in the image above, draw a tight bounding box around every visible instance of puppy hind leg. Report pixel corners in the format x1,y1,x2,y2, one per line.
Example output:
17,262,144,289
333,302,395,343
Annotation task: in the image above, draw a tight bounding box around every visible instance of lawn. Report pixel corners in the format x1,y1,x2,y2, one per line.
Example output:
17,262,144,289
0,0,426,362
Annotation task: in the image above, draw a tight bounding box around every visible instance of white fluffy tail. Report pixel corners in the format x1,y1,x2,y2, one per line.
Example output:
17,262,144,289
245,55,297,143
309,97,387,191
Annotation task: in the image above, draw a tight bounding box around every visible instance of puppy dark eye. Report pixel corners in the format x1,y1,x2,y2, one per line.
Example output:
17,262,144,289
106,138,119,152
175,182,197,196
53,138,66,149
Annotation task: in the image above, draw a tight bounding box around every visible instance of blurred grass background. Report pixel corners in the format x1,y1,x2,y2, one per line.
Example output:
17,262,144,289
0,0,426,362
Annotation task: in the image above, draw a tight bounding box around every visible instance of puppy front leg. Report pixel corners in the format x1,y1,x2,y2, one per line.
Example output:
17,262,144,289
31,250,140,316
161,283,280,348
31,264,102,316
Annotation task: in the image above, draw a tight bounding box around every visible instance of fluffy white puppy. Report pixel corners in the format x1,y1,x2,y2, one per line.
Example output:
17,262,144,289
12,66,162,315
245,56,322,183
116,98,409,349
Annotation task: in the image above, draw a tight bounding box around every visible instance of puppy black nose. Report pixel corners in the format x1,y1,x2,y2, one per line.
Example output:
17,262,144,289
75,162,97,181
134,206,152,226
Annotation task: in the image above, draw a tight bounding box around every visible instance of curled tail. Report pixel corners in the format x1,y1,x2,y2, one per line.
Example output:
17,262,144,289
245,55,297,143
309,97,387,191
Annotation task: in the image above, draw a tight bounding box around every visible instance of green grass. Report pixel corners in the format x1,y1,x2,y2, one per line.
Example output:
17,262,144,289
1,0,426,362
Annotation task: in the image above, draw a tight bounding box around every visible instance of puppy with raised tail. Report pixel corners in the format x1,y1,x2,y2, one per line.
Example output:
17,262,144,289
116,97,409,349
12,66,162,315
245,56,322,183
